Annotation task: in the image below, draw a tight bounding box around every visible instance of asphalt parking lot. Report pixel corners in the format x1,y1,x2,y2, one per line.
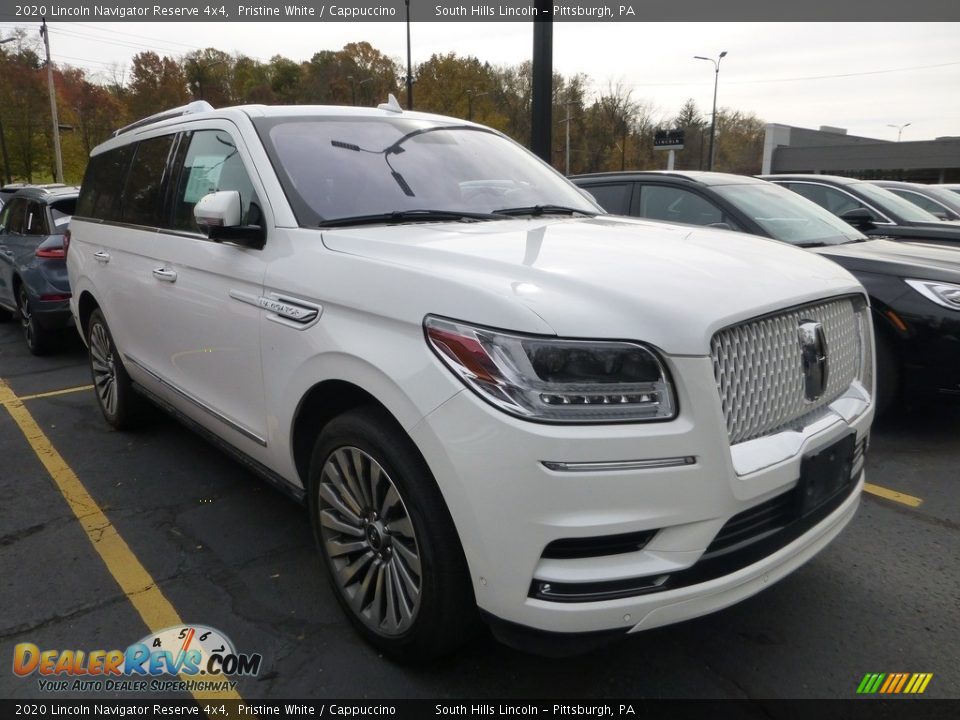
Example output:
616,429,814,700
1,319,958,705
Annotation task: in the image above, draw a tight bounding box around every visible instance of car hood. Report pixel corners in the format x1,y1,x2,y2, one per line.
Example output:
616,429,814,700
320,216,863,356
812,238,960,281
866,223,960,244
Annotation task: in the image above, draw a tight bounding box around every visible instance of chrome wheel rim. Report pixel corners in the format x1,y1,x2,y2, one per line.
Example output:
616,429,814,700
89,322,118,417
18,287,34,348
318,447,422,636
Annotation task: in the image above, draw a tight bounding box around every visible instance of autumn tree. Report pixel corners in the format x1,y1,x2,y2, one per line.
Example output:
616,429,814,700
127,52,189,119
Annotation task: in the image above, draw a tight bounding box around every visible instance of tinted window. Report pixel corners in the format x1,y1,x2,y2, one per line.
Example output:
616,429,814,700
25,201,49,235
121,135,175,226
1,198,26,234
583,183,631,214
637,185,724,226
77,146,133,221
854,182,943,223
890,189,947,216
171,130,259,232
785,183,883,222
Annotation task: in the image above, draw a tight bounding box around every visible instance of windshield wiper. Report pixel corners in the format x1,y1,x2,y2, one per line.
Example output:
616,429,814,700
318,209,500,228
493,204,596,217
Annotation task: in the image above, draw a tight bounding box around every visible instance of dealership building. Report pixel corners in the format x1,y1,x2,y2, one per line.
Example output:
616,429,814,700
761,124,960,183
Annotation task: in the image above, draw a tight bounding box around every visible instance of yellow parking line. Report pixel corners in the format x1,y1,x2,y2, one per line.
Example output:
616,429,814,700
0,379,244,709
14,384,94,403
864,482,923,508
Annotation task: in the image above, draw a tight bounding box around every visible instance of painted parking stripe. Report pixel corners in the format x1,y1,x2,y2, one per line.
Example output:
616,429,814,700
16,384,94,402
863,482,923,508
0,379,244,709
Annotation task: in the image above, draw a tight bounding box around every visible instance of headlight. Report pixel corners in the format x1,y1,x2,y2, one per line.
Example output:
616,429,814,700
424,316,676,423
904,279,960,310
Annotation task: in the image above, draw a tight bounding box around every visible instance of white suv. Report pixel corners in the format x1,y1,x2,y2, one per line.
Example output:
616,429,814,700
67,99,874,658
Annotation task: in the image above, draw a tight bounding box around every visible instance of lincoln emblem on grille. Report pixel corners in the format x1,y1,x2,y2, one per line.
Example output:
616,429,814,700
798,320,828,401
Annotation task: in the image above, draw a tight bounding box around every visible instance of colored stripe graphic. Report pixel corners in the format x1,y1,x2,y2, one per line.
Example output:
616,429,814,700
857,672,933,694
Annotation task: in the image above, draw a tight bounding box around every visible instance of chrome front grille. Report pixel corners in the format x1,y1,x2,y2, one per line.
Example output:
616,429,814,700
711,296,867,444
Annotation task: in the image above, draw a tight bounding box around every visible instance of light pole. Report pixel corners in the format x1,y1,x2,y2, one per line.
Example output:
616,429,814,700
887,122,911,142
466,89,488,121
404,0,413,109
694,50,727,171
40,19,64,183
348,76,373,106
0,36,15,184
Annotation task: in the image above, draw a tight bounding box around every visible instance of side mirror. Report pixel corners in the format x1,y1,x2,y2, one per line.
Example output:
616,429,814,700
931,210,949,221
839,207,875,230
194,191,265,249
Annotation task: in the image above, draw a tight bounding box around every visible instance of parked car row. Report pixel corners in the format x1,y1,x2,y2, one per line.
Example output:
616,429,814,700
570,171,960,412
0,184,78,354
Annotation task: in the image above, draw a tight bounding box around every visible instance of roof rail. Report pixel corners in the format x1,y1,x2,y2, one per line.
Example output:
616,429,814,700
113,100,214,137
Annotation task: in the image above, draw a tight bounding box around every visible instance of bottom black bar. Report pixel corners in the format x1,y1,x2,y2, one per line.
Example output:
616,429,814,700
0,698,955,720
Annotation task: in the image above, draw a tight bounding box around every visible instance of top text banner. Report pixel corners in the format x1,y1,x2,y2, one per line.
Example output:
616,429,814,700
0,0,957,22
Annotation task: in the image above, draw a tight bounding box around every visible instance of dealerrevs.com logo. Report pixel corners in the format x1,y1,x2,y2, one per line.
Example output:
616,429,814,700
13,625,262,693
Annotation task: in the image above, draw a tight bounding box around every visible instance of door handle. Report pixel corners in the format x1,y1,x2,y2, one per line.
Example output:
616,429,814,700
94,251,110,263
152,267,178,283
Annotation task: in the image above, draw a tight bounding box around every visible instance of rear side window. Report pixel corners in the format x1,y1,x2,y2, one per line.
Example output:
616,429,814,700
121,135,176,226
584,183,632,215
170,130,258,232
50,198,76,233
77,146,133,221
1,198,26,234
25,201,50,235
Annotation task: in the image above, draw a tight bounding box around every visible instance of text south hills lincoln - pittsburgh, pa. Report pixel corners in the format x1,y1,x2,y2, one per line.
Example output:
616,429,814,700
434,4,631,18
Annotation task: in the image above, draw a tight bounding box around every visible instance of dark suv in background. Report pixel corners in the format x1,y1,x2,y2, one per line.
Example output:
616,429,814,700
759,174,960,246
571,171,960,411
0,185,78,354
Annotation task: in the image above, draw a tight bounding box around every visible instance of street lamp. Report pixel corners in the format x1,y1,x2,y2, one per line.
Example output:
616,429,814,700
348,75,374,106
694,50,727,171
0,36,15,184
887,122,911,142
465,89,488,121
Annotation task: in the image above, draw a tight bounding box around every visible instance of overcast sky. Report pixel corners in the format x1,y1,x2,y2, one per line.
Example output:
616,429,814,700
1,20,957,142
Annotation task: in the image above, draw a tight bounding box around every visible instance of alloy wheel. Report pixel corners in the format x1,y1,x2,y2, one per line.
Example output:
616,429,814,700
89,321,118,417
317,447,422,636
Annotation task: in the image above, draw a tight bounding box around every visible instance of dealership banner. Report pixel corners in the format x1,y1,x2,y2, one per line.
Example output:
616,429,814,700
0,0,958,22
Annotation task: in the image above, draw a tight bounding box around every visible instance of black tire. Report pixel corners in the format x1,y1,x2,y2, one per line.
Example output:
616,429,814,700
86,308,146,429
17,284,54,356
874,329,900,417
308,405,478,660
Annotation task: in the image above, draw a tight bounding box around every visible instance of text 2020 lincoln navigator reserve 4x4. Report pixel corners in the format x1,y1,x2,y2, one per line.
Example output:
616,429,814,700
67,99,875,658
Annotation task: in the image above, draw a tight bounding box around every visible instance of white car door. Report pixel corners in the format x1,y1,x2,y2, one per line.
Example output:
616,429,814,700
121,124,274,452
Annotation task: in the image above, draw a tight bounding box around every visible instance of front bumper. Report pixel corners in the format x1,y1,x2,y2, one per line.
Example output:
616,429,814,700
409,355,872,636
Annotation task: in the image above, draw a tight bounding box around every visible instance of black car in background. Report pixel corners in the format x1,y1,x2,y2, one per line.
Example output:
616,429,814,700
758,174,960,247
871,180,960,221
0,185,78,354
571,171,960,411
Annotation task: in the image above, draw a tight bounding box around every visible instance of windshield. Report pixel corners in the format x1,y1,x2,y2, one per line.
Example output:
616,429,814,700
713,182,866,246
853,181,944,223
255,117,599,226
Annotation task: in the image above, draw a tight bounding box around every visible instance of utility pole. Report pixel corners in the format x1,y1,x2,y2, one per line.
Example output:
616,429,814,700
564,100,572,175
40,18,63,183
531,0,553,162
0,36,15,184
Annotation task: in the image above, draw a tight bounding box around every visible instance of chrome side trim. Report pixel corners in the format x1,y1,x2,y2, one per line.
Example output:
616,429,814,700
124,354,267,447
541,457,696,473
229,290,322,330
